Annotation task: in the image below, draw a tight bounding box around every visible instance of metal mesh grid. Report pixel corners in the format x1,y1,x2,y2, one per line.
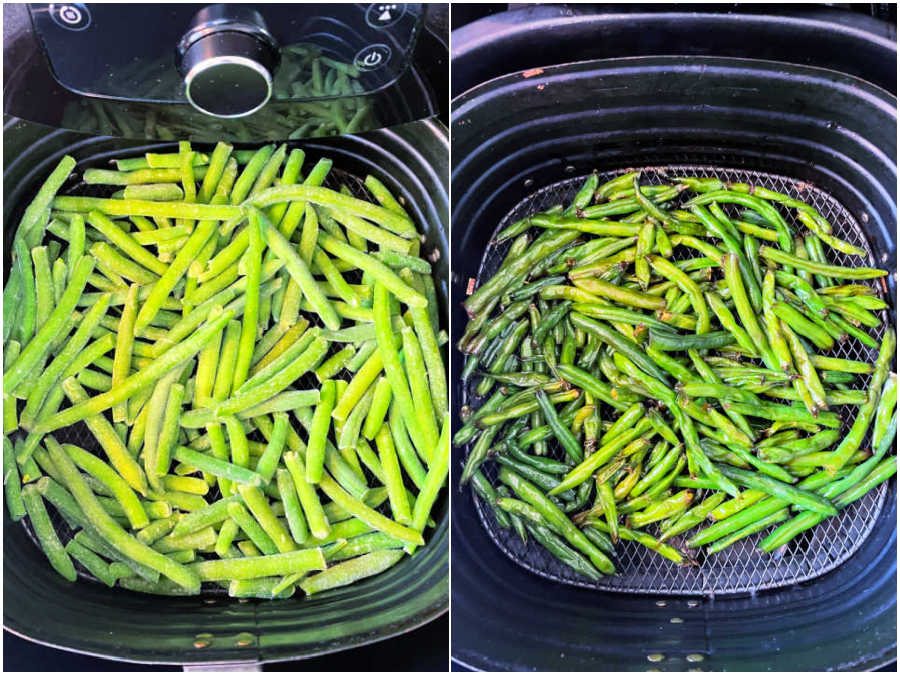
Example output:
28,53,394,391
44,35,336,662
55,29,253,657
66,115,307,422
463,165,893,596
17,166,400,592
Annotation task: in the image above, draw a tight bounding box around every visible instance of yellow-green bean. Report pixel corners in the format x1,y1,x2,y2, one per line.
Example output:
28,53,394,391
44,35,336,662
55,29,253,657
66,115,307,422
47,441,200,590
282,451,330,540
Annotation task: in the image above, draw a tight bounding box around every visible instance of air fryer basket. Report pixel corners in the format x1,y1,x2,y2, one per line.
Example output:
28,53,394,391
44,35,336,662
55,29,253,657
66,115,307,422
451,57,896,670
4,118,449,664
466,164,889,595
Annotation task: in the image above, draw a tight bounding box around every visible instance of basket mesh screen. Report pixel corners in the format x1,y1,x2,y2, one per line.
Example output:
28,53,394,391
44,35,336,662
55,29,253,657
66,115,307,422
463,165,892,596
18,166,401,593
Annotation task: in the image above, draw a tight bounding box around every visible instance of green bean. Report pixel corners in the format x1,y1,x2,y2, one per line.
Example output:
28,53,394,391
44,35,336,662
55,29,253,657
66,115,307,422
315,345,355,382
500,467,614,574
297,549,402,595
249,207,341,331
281,451,330,540
58,378,148,496
716,464,836,516
759,245,886,279
401,325,440,447
570,312,670,384
192,548,327,582
60,441,148,529
172,446,260,487
760,456,896,552
5,255,95,393
254,410,289,485
649,328,734,351
245,322,313,387
194,335,327,420
297,378,334,484
275,468,308,545
649,255,710,333
471,469,510,528
628,489,693,528
371,424,410,525
30,246,54,333
361,376,392,441
630,443,682,498
238,484,296,553
36,308,233,433
721,253,777,369
65,539,118,586
554,364,630,412
411,414,449,536
373,285,431,464
467,230,582,315
3,437,26,521
20,293,112,428
10,237,37,345
705,506,791,553
22,483,77,581
658,492,725,542
153,382,184,479
316,468,423,545
165,495,240,540
476,389,580,428
226,500,277,554
533,390,582,464
873,375,897,449
823,328,895,475
47,441,199,590
771,302,833,351
346,340,378,373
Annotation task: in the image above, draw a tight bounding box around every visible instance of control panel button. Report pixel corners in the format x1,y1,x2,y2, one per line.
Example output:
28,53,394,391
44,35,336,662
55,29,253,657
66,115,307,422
366,3,405,29
49,3,91,31
354,43,392,71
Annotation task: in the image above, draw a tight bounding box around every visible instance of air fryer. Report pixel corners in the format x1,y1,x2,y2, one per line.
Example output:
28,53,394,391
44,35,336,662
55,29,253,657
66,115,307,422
451,6,896,671
5,3,448,141
3,2,449,666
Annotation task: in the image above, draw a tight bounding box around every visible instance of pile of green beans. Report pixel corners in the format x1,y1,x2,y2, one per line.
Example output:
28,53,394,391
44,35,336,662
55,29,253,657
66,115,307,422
3,142,448,598
458,170,896,579
61,45,375,142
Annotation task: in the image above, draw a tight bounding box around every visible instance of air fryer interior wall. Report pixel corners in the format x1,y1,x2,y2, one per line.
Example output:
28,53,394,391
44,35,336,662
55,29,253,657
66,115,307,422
450,57,896,671
3,118,449,664
450,4,897,98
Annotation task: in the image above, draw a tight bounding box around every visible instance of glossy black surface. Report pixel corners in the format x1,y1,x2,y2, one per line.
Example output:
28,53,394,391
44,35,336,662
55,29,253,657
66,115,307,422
451,4,897,98
5,613,449,671
3,3,446,141
29,3,421,100
450,56,896,671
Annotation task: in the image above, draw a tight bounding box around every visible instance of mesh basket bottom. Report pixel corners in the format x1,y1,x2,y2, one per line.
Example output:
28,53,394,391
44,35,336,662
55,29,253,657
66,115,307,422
464,164,891,596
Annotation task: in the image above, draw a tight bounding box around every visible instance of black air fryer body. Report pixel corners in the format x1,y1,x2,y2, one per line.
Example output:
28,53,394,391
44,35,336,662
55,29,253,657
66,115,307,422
451,6,896,671
3,2,449,666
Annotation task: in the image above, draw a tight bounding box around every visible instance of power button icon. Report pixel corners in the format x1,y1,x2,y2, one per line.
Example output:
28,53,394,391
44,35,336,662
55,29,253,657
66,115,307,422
353,44,391,72
50,3,91,31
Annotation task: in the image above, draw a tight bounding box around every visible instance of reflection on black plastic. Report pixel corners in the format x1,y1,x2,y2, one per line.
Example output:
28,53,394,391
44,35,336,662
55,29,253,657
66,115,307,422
8,3,437,141
29,4,422,100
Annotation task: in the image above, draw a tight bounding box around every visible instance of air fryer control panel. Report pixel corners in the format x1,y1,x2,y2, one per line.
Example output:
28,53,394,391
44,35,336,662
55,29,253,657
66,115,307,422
28,3,423,102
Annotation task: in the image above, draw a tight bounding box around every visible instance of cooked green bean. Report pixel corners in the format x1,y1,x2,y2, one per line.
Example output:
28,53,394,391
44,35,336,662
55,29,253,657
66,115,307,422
460,170,892,579
760,245,886,279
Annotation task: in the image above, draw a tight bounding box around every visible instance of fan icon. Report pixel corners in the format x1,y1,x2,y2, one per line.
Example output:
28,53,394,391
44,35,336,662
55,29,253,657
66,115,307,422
378,5,396,22
366,3,405,28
